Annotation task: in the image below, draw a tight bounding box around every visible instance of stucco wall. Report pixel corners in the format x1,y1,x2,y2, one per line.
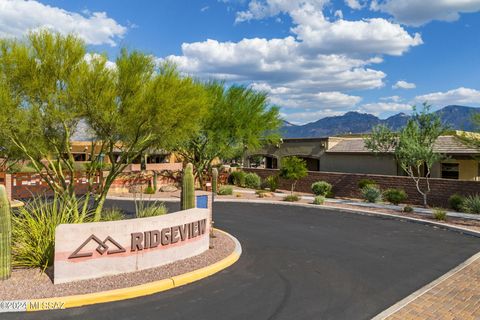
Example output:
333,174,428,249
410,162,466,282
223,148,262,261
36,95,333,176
459,160,479,180
54,207,210,284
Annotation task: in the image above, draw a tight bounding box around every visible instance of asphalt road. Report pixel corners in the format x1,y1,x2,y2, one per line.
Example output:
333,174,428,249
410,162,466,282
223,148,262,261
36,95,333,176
6,201,480,320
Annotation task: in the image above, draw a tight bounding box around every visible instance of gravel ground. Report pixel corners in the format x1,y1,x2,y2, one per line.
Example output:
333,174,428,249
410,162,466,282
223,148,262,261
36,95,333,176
0,230,234,300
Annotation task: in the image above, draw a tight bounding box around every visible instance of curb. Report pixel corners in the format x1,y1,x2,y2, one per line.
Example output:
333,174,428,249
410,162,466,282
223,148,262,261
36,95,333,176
371,251,480,320
22,229,241,312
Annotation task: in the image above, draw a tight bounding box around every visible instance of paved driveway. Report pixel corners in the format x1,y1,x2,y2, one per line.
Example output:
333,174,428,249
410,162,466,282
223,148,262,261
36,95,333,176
5,201,480,320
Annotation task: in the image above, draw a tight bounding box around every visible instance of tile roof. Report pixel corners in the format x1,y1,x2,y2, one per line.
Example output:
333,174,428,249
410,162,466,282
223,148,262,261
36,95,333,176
327,135,480,154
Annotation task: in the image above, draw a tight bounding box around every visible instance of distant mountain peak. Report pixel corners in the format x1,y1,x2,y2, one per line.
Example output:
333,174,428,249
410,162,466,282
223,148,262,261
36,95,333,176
281,105,479,138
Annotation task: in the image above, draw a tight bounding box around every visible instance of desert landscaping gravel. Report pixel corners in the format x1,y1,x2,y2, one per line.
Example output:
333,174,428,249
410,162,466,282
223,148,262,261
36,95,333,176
0,230,234,300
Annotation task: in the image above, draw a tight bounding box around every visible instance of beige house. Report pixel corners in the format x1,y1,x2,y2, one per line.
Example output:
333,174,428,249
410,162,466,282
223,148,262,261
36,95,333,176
247,133,480,181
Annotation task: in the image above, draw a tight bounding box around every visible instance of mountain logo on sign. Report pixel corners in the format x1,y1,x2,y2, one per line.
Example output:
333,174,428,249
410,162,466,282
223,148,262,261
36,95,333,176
68,234,126,259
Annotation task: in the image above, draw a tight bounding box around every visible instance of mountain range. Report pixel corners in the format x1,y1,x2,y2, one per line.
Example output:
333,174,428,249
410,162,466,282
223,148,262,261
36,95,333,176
281,105,480,138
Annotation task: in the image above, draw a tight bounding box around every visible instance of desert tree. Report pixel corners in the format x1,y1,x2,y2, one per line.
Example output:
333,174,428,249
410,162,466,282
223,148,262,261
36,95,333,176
0,31,207,220
279,156,308,195
365,103,446,207
175,82,281,188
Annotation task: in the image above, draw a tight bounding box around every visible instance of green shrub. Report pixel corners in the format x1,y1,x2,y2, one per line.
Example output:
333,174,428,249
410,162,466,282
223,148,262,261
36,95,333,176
313,195,325,205
12,196,85,270
383,188,407,205
7,163,37,173
244,173,261,189
361,185,382,203
284,194,300,202
325,190,335,198
461,195,480,214
218,186,233,195
311,181,332,196
432,208,447,221
265,175,279,192
256,190,269,198
101,208,125,221
85,162,112,171
73,162,87,172
229,171,246,187
358,179,377,189
135,200,168,218
403,205,414,213
143,185,156,194
448,194,464,211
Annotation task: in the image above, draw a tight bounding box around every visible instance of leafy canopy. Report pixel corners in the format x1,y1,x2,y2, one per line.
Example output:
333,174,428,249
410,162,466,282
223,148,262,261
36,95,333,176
0,31,207,220
175,81,281,187
279,156,308,195
365,103,446,207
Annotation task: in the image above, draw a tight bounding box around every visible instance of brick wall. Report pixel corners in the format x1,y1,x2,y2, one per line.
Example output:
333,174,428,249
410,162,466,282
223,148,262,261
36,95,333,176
10,172,101,199
124,163,183,172
110,170,180,193
244,168,480,207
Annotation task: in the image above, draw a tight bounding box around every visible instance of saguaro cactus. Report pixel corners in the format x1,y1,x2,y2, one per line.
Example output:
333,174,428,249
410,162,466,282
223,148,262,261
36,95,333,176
153,171,158,192
0,185,11,280
181,163,195,210
212,168,218,195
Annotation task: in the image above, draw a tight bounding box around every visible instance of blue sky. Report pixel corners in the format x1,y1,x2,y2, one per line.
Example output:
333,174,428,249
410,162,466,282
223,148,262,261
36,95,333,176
1,0,480,124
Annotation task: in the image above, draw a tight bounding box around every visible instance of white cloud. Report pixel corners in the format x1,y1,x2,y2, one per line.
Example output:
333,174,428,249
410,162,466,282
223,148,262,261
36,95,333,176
84,53,116,70
334,10,343,19
255,84,362,109
345,0,364,10
414,87,480,106
281,109,344,124
0,0,126,46
372,0,480,26
164,1,424,113
201,6,210,12
359,102,411,115
235,0,328,22
393,80,416,89
292,15,422,56
236,1,422,56
380,95,402,102
163,36,386,111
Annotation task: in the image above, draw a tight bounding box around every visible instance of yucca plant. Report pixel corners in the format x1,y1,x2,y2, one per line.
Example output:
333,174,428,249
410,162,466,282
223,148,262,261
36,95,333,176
12,195,87,270
101,207,125,221
361,184,382,203
135,199,168,218
461,195,480,214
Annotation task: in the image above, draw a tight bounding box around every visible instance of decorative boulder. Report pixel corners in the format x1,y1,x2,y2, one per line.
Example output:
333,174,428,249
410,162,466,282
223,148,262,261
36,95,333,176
160,185,178,192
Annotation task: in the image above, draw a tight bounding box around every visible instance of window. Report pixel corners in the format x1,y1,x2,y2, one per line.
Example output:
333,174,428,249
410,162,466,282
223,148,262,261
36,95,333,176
72,153,87,162
441,163,459,179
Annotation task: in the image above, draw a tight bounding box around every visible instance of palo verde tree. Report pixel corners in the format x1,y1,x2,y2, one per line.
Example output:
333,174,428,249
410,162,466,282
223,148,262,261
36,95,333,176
175,81,281,188
365,103,446,207
0,31,207,220
279,156,308,195
0,31,92,221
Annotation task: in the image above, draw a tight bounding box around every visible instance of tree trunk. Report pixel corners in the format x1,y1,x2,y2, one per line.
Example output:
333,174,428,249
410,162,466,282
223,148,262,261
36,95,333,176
93,194,106,222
